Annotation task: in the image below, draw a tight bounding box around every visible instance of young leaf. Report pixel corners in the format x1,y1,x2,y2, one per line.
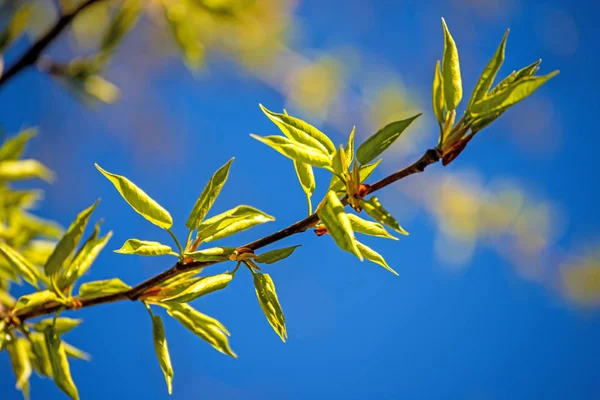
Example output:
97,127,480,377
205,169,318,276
78,278,130,300
57,231,112,289
29,332,53,377
161,273,233,303
347,214,397,240
186,158,234,229
32,318,82,335
253,273,287,342
360,196,408,235
329,159,382,194
345,126,356,164
150,314,174,395
185,247,236,262
355,241,398,276
0,159,54,182
0,242,40,288
195,205,274,243
99,0,142,55
0,128,37,161
162,1,204,70
95,164,172,229
255,245,301,264
13,290,61,314
259,105,336,155
0,4,31,52
317,191,362,260
294,161,315,213
8,338,32,394
469,71,559,117
432,60,445,126
44,200,99,277
441,18,462,111
250,134,332,168
468,30,509,109
165,303,237,357
63,342,90,361
356,114,421,165
44,328,79,400
114,239,173,256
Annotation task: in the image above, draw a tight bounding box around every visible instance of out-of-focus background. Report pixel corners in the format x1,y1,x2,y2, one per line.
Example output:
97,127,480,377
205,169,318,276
1,0,600,398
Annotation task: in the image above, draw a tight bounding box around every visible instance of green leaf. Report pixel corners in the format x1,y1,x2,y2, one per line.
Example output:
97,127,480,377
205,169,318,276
7,338,32,394
44,200,99,277
95,164,173,229
63,342,90,361
468,30,508,109
184,247,235,262
32,318,82,335
196,205,274,243
441,18,462,111
259,105,336,155
347,214,397,240
0,242,40,288
165,303,237,357
29,332,53,377
356,114,421,165
161,273,233,303
355,241,398,276
0,4,31,52
345,126,356,164
78,278,130,300
114,239,173,256
253,273,287,342
329,159,382,194
150,314,174,395
162,1,204,70
0,159,54,182
360,196,408,235
250,134,332,168
294,161,315,213
13,290,61,314
99,0,142,55
470,71,559,117
0,128,37,161
255,245,301,264
432,60,445,126
44,328,79,400
57,231,112,289
186,158,234,229
317,191,362,260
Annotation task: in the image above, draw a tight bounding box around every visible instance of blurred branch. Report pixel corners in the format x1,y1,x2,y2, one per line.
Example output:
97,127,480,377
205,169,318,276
8,147,442,323
0,0,104,88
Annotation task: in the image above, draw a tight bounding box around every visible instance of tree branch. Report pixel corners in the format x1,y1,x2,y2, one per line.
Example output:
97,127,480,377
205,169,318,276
9,147,441,323
0,0,104,88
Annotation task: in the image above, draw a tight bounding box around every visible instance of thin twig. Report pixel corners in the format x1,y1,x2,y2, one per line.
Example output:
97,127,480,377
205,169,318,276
9,148,441,323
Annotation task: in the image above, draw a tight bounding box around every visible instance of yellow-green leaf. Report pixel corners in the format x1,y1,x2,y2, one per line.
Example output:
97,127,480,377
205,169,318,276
360,196,408,235
0,4,32,52
345,126,356,164
294,161,315,214
95,164,173,229
8,338,32,393
165,303,236,357
162,1,204,70
29,332,53,377
347,214,397,240
441,18,462,111
57,231,112,289
186,158,233,229
250,134,332,168
150,314,173,395
356,114,421,165
0,128,37,161
44,328,79,400
468,30,508,109
0,242,40,288
78,278,130,300
63,342,90,361
13,290,61,314
114,239,173,256
255,245,301,264
196,205,274,243
253,272,287,342
161,273,233,303
32,318,82,335
44,201,98,277
185,247,235,262
0,159,54,182
317,191,362,260
329,159,382,194
99,0,142,55
355,241,398,276
432,60,445,126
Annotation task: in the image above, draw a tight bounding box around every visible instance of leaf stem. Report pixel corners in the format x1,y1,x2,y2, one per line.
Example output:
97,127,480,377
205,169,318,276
167,229,184,258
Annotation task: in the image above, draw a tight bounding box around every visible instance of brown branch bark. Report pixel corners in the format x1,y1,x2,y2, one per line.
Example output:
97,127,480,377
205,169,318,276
10,148,441,323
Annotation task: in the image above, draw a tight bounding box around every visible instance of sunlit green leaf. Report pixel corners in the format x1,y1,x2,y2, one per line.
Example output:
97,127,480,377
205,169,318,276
294,161,315,214
253,272,287,342
360,196,408,235
13,290,61,314
356,114,421,165
78,278,130,300
162,1,204,70
255,245,301,264
7,338,32,394
0,159,54,182
185,246,235,262
0,242,40,288
0,128,37,161
161,273,233,303
345,126,356,164
468,30,508,109
0,4,31,52
329,159,382,193
32,318,82,335
95,164,173,229
186,158,234,229
355,241,398,276
150,314,173,395
57,231,112,289
0,188,43,210
44,328,79,400
317,191,362,260
165,303,237,357
432,60,445,126
441,18,462,111
44,201,99,277
29,332,53,377
99,0,142,55
196,205,274,243
347,214,397,240
63,342,90,361
114,239,172,256
250,134,332,168
0,289,16,307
